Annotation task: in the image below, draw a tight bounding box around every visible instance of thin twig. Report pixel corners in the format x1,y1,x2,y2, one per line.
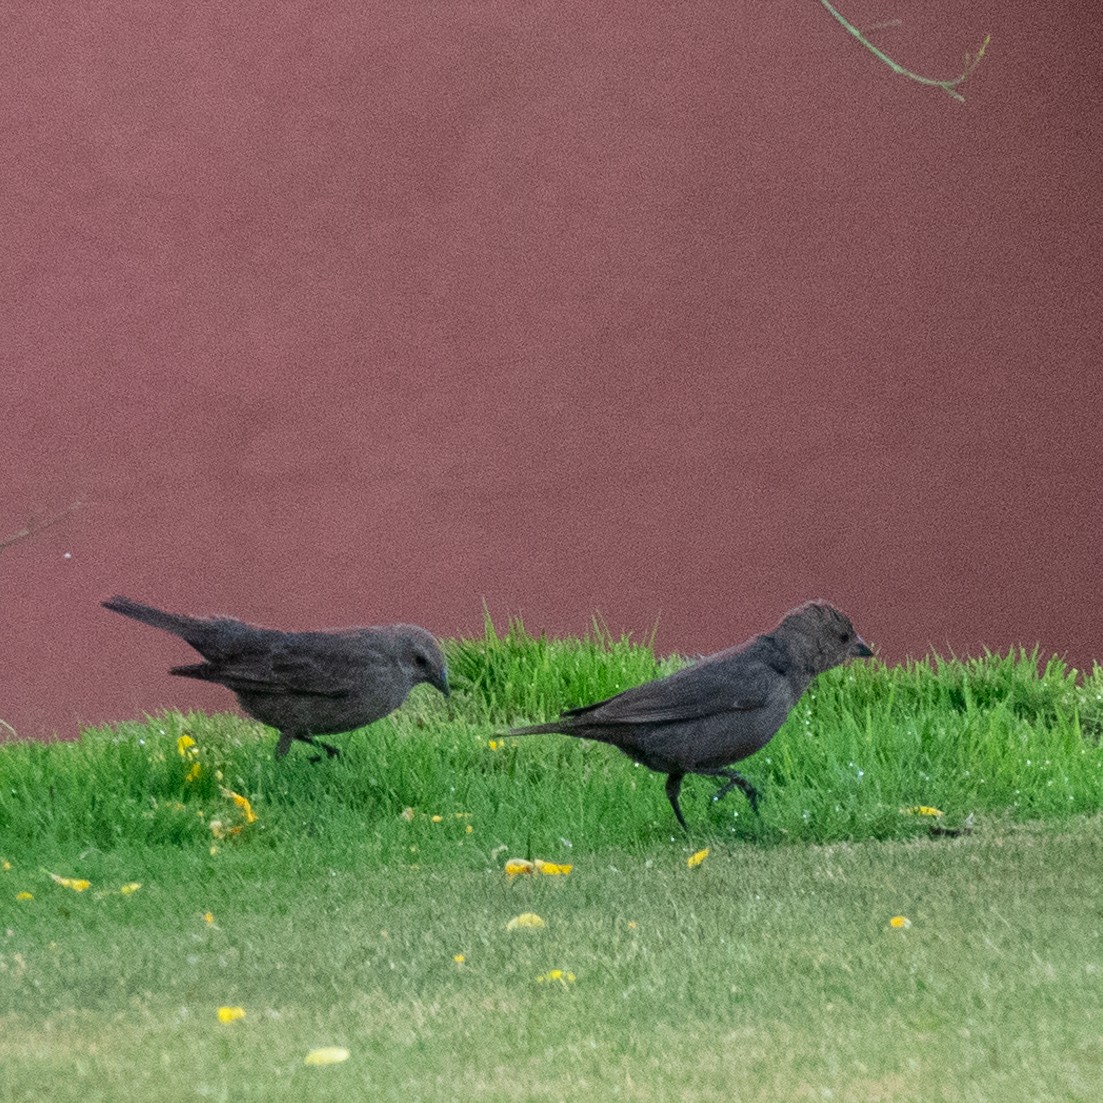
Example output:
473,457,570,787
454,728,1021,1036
0,501,83,554
818,0,990,103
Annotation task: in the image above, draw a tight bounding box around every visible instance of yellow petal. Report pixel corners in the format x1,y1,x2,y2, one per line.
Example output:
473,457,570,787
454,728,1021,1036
304,1047,350,1066
506,912,546,930
465,824,474,834
431,815,443,823
16,891,33,901
900,806,944,818
534,860,572,876
217,1006,246,1023
2,859,12,872
119,882,142,895
48,872,91,892
453,954,465,964
536,969,576,984
177,734,197,758
220,788,257,823
185,762,202,783
889,915,912,929
687,848,709,868
504,858,535,877
203,911,216,925
488,740,501,751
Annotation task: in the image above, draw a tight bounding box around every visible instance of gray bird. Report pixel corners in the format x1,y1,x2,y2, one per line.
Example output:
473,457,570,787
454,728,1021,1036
506,601,873,828
102,595,449,759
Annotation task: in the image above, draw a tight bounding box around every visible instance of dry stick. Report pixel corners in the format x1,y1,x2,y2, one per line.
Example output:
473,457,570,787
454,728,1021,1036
818,0,990,103
0,501,83,555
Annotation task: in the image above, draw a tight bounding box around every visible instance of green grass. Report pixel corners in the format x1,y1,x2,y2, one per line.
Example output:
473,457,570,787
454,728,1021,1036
2,621,1103,1101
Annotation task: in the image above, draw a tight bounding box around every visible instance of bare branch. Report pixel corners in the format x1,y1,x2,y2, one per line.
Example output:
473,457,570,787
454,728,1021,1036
0,501,83,554
818,1,991,103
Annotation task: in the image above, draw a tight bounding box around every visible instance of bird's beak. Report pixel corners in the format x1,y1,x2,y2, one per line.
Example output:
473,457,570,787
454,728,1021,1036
852,637,874,659
436,668,451,698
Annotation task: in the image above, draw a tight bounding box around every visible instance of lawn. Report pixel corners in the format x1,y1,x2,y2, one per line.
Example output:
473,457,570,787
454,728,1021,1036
2,622,1102,1101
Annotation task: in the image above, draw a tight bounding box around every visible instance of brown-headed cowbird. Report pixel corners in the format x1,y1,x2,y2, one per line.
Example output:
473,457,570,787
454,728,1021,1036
506,601,873,828
102,595,448,759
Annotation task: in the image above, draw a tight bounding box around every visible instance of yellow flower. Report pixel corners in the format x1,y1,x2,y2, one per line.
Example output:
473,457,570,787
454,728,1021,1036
506,912,546,930
177,734,198,758
536,969,576,985
627,921,638,930
2,859,11,872
488,740,501,751
465,824,474,834
217,1006,246,1023
16,891,33,901
119,882,142,895
203,911,216,925
900,806,944,818
47,872,91,892
303,1047,350,1066
534,859,572,876
453,954,466,964
431,815,443,823
889,915,912,929
504,857,573,877
185,762,202,783
687,848,709,869
220,788,257,824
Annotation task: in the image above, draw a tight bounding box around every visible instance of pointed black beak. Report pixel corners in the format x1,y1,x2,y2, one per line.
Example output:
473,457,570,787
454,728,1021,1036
436,668,451,698
852,637,874,659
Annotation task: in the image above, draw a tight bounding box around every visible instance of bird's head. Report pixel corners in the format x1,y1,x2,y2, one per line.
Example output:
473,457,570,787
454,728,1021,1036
396,626,450,697
775,601,873,674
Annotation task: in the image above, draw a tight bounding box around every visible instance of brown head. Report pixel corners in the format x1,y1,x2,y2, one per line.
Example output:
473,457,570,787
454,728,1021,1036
386,624,450,697
772,601,873,675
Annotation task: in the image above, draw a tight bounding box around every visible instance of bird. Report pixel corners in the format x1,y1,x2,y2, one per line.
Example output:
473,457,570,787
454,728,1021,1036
102,595,449,759
505,600,873,829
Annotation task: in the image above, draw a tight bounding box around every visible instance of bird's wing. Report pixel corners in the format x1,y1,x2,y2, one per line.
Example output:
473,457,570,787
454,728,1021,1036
566,657,773,725
202,634,382,698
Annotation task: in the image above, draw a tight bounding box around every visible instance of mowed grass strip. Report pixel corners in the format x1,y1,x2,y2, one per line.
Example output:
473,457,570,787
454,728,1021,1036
2,822,1102,1102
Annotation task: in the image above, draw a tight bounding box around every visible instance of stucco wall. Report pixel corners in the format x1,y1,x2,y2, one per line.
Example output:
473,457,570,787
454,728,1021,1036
4,2,1100,738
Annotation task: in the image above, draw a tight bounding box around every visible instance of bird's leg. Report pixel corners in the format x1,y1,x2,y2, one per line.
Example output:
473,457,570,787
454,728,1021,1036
303,735,342,763
275,731,294,758
707,768,760,813
664,772,689,830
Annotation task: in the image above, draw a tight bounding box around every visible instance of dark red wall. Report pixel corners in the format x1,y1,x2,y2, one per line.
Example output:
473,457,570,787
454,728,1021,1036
4,2,1101,739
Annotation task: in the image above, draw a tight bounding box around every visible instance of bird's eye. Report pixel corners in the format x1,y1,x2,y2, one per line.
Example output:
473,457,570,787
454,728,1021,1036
840,632,851,643
414,653,429,668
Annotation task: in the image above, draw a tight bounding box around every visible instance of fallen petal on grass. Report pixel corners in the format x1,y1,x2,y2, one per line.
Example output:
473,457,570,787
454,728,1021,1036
534,859,572,875
687,848,709,869
901,806,944,817
220,788,257,824
889,915,912,929
217,1006,246,1023
536,969,576,985
506,912,546,930
16,891,33,901
505,858,573,877
47,872,91,892
119,882,142,895
304,1047,350,1066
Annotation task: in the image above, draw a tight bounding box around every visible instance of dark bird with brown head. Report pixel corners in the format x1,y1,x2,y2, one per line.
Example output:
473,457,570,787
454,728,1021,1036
506,601,873,828
102,595,449,759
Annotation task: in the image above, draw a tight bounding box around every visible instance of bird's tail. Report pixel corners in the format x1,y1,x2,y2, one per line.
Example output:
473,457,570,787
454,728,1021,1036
505,720,567,737
102,595,204,642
